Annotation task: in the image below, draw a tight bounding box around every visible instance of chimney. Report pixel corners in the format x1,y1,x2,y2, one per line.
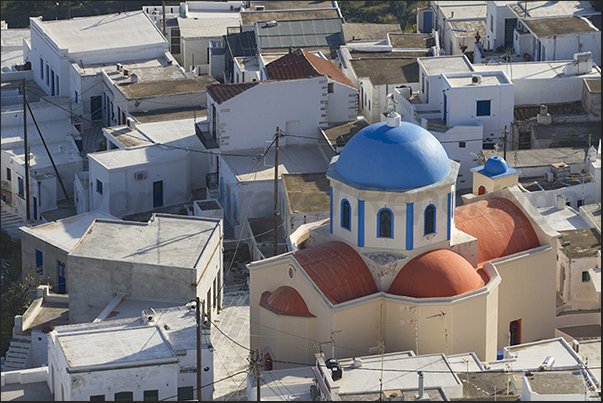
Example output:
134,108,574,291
130,73,138,84
416,371,426,400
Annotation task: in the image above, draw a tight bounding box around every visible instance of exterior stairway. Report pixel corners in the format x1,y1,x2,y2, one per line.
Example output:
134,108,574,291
0,204,26,240
2,335,31,372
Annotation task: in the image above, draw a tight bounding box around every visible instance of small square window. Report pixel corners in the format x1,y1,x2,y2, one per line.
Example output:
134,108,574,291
115,391,133,401
90,395,105,401
96,179,103,195
327,82,334,93
476,100,491,116
582,271,590,282
18,177,24,197
143,390,159,401
36,250,43,274
459,141,466,148
178,387,194,401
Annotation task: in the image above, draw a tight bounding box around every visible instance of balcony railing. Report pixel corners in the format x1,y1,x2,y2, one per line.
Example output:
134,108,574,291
195,121,219,149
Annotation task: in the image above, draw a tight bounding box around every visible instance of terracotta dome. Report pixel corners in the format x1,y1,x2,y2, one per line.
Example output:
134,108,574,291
388,249,485,298
455,198,540,264
293,241,377,305
260,286,315,317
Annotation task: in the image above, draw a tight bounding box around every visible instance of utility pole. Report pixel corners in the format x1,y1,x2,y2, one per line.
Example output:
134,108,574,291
25,99,69,201
162,1,167,37
121,1,125,13
503,125,508,161
23,79,30,221
273,128,280,257
67,1,70,20
256,350,261,401
196,297,202,401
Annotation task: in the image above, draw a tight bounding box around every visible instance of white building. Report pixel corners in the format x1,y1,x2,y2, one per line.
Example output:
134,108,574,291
47,303,214,401
19,210,118,294
67,213,223,324
83,144,189,218
1,98,83,221
27,11,169,129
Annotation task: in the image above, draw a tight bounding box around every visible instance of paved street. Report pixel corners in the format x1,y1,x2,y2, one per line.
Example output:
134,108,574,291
211,291,251,401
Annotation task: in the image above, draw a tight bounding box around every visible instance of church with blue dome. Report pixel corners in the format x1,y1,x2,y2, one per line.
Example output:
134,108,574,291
248,112,558,372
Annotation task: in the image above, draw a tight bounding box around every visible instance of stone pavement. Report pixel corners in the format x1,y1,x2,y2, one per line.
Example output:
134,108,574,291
211,291,251,401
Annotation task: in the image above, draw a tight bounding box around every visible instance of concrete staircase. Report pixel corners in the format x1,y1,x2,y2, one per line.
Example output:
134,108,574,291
0,204,26,240
2,335,31,372
223,219,235,240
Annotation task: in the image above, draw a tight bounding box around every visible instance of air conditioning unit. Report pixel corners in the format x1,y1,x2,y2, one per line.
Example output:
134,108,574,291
134,171,147,180
127,117,136,130
255,5,265,11
265,20,278,27
544,170,554,182
471,74,482,85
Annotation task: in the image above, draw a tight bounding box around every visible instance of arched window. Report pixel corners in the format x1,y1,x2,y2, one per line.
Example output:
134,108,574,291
341,199,351,230
378,208,393,238
424,204,436,235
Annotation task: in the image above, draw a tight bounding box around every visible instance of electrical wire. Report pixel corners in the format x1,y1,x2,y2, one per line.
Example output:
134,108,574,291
158,369,249,401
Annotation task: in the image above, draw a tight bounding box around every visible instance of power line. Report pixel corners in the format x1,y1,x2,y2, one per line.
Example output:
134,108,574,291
158,369,249,401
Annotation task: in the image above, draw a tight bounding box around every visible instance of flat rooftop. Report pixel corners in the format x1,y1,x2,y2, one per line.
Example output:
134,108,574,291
248,1,336,11
449,20,487,38
88,143,188,170
492,338,584,371
524,371,588,396
177,13,241,38
536,206,591,232
115,73,217,99
532,121,601,146
241,8,340,25
333,353,462,397
349,57,419,85
558,228,601,259
255,366,315,401
473,60,601,81
522,16,598,37
419,55,473,76
576,339,601,385
437,1,488,19
580,203,601,233
481,147,588,168
388,33,435,49
222,144,330,182
447,72,509,87
256,18,344,50
508,1,597,18
343,22,401,42
57,326,176,370
321,119,370,148
104,118,201,150
1,380,53,401
131,106,207,123
69,213,220,268
19,210,118,252
34,11,166,54
282,172,330,214
1,118,76,147
0,28,30,49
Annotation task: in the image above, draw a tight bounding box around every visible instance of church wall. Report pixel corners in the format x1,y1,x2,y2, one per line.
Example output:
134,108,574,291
332,299,384,360
493,245,557,351
410,191,451,250
330,184,359,246
472,172,520,195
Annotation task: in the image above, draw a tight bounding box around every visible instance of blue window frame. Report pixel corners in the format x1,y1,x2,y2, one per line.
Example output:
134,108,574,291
378,208,393,238
476,100,491,116
96,179,103,195
35,249,43,274
341,199,351,230
17,177,24,197
424,204,436,235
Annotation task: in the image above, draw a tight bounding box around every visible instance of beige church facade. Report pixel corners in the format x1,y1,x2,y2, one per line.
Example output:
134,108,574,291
249,113,559,369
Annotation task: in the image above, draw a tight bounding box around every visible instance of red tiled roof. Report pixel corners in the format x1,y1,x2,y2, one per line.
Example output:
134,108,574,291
266,49,356,89
293,241,377,305
388,249,485,298
206,82,261,104
259,286,315,317
455,197,541,265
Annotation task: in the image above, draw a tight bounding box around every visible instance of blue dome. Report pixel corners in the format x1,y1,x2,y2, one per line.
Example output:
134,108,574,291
483,156,509,175
335,120,451,189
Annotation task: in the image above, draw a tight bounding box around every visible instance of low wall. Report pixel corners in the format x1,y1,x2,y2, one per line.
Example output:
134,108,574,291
1,366,48,387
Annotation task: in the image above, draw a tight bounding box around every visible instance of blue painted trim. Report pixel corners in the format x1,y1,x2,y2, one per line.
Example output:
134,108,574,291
424,204,436,235
377,207,393,238
329,187,333,234
341,199,351,231
447,193,452,240
358,200,365,247
406,203,414,251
